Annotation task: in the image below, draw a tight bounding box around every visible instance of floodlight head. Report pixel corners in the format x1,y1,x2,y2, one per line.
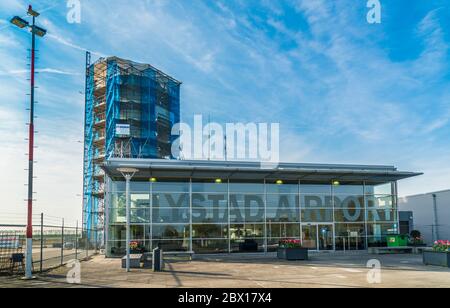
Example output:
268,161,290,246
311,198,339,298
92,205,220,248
27,5,40,17
31,25,47,37
10,16,29,28
118,168,139,173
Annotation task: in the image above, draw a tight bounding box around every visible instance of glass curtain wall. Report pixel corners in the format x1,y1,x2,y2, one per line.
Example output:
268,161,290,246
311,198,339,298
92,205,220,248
107,179,398,256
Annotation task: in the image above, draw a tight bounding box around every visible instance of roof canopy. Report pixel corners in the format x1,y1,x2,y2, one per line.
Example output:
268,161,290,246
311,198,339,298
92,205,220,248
102,159,422,185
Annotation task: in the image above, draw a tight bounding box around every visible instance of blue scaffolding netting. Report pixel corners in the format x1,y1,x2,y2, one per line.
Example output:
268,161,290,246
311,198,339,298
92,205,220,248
83,53,181,242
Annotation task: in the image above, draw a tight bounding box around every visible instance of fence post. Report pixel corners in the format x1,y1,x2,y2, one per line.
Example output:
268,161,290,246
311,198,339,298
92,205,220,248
94,228,98,255
75,220,78,261
86,226,89,259
61,218,64,266
40,213,43,273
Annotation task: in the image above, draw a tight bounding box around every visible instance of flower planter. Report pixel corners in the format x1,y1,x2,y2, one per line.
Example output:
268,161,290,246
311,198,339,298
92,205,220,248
277,248,308,261
423,250,450,268
131,250,144,254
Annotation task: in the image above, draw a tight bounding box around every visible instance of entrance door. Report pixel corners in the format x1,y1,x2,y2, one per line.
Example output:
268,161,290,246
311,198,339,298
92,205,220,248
301,224,317,250
302,224,334,251
318,224,334,251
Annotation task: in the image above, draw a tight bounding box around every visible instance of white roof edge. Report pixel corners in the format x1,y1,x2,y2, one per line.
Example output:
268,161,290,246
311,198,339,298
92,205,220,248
401,189,450,199
106,158,399,171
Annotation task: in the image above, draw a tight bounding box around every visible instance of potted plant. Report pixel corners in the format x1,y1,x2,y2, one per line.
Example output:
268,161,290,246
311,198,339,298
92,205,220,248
129,241,144,254
423,240,450,268
409,230,426,247
277,239,308,261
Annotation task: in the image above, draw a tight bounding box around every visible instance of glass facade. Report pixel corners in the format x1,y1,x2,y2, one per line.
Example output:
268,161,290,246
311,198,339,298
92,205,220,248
106,179,398,256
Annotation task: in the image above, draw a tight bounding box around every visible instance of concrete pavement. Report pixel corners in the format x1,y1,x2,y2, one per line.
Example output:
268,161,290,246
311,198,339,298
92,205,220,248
0,252,449,288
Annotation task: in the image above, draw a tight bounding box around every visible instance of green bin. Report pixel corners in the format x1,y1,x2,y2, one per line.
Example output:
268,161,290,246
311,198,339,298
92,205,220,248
386,235,409,247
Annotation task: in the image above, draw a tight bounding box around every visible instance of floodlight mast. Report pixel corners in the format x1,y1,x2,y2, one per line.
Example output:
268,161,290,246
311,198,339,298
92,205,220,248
9,5,47,280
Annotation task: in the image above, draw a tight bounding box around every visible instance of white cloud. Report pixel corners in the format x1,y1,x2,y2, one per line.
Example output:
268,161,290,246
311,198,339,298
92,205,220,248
0,68,81,76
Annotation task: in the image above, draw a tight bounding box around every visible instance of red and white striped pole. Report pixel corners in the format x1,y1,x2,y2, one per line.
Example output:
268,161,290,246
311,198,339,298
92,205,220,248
10,4,46,279
25,7,36,280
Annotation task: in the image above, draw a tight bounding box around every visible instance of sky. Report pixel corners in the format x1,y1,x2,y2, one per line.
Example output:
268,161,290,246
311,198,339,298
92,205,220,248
0,0,449,224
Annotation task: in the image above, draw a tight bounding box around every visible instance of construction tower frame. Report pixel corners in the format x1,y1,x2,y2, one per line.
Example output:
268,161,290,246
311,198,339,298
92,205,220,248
83,52,181,244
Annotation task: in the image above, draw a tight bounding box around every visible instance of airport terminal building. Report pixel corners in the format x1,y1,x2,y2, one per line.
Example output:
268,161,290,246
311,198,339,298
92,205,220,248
102,159,421,257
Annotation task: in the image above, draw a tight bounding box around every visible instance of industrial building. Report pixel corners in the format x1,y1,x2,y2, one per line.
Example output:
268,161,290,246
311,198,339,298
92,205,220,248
399,189,450,245
101,159,421,257
83,54,181,242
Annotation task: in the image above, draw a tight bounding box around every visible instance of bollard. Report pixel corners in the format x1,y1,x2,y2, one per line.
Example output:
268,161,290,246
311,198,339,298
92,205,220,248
153,247,163,272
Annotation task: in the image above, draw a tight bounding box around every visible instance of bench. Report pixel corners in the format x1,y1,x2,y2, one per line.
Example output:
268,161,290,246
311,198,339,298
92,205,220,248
142,251,195,259
368,247,413,255
121,251,195,269
163,251,195,260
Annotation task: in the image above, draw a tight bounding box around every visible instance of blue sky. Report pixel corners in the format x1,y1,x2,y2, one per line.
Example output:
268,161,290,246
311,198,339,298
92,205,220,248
0,0,449,222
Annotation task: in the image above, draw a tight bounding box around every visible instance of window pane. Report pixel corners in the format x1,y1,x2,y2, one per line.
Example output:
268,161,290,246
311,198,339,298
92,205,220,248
367,223,399,236
111,181,125,192
229,183,264,193
192,207,228,223
300,195,333,208
335,223,366,237
300,184,331,195
130,181,150,192
152,181,189,193
111,193,125,209
229,194,265,208
266,183,299,194
334,209,365,222
267,207,299,223
366,195,394,209
192,182,227,193
267,223,300,238
367,209,397,222
366,183,392,195
334,195,364,209
192,240,228,253
152,208,190,223
192,224,228,239
229,194,264,223
192,193,227,207
131,194,150,208
152,224,190,239
301,209,333,222
333,184,363,195
230,224,264,239
109,208,151,223
152,193,189,207
230,207,264,223
151,240,189,252
230,239,264,253
266,194,299,208
109,224,144,241
335,236,365,251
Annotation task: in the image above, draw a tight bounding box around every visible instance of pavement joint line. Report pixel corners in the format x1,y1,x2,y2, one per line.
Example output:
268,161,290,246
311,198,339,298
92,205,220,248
340,268,364,273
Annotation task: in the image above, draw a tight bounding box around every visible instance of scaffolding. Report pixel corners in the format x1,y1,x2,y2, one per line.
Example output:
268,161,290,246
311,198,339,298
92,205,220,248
83,53,181,243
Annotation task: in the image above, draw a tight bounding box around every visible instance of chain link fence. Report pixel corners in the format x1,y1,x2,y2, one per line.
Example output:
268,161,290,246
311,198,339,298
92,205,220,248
0,214,100,276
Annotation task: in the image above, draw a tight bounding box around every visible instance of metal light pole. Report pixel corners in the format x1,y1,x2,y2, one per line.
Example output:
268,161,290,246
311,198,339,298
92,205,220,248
117,168,139,272
432,194,440,241
10,5,47,280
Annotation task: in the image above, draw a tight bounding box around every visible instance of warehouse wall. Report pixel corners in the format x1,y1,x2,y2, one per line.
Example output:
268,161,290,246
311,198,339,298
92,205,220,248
399,190,450,245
